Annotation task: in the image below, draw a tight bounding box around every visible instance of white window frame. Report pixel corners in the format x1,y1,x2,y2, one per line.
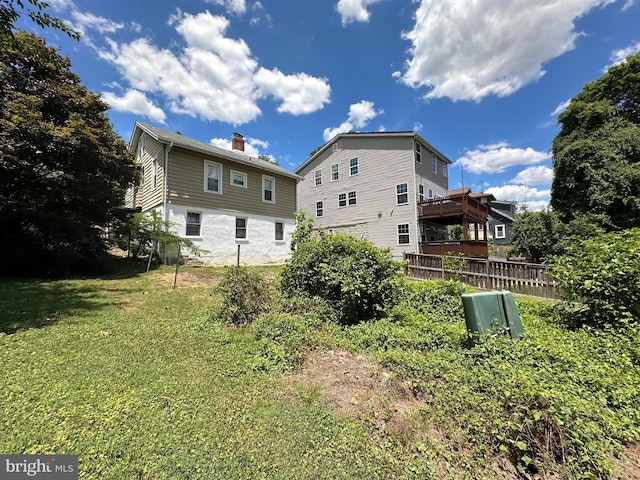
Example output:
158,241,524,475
185,211,201,237
236,217,248,240
349,157,359,176
230,170,247,188
137,133,146,159
314,169,322,186
348,190,357,206
333,143,338,152
152,158,158,190
442,161,448,177
262,175,275,203
415,142,421,164
428,188,434,199
275,221,284,241
140,165,145,187
398,224,410,245
419,184,424,202
495,224,506,239
338,193,347,208
316,200,324,217
396,182,408,205
432,154,437,174
331,163,339,182
204,161,222,194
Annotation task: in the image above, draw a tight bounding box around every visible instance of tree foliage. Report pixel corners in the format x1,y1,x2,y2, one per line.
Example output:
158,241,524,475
550,228,640,328
510,210,567,263
0,32,137,276
0,0,79,40
281,219,403,325
551,52,640,230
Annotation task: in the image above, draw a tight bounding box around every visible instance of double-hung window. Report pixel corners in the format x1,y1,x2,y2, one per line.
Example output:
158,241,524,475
137,134,146,159
348,191,357,206
205,161,222,193
396,183,408,204
419,184,425,202
331,163,339,181
415,142,421,163
398,224,410,245
263,175,275,203
349,157,359,176
338,193,347,207
316,201,324,217
186,212,201,236
495,225,506,239
152,158,158,189
442,161,448,177
236,217,247,239
314,169,322,186
432,155,437,174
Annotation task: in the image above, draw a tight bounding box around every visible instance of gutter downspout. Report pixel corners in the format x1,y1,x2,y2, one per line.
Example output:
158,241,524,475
162,142,173,264
412,135,420,256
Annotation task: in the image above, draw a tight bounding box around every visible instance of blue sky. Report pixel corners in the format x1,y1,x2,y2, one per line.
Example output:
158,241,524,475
18,0,640,210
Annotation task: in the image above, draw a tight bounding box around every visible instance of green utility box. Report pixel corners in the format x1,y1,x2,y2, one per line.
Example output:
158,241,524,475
461,291,524,340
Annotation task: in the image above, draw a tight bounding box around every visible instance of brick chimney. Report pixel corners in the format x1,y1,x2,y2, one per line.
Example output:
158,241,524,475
231,132,245,152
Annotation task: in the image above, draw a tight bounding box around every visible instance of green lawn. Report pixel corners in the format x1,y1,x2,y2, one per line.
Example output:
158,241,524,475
0,262,403,479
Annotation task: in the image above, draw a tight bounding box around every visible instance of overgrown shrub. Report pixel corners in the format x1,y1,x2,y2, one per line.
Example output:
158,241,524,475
280,232,404,325
550,228,640,328
211,266,271,326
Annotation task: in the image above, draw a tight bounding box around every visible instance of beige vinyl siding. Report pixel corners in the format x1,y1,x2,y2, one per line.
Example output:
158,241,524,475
166,148,296,219
136,136,165,212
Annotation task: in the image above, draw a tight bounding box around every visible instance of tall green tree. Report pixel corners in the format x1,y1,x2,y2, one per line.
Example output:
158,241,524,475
1,0,78,40
551,52,640,230
0,32,137,276
510,210,567,263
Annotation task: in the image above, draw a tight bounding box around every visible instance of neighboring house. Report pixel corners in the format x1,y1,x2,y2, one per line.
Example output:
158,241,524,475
294,131,451,259
125,122,299,265
487,200,517,245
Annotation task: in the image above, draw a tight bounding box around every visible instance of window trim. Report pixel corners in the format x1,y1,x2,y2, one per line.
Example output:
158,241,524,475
331,163,339,182
152,158,158,190
185,211,202,237
396,182,408,205
235,217,248,240
495,224,506,239
275,221,284,242
204,160,223,194
230,170,248,188
419,184,424,202
316,200,324,218
397,223,410,245
415,141,421,164
262,175,275,203
348,190,357,206
137,133,146,159
432,154,437,174
349,157,359,176
314,169,322,186
338,193,347,208
442,161,448,177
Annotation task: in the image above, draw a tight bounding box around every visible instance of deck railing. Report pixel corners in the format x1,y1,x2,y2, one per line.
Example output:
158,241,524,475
404,253,559,299
419,240,489,258
417,193,490,221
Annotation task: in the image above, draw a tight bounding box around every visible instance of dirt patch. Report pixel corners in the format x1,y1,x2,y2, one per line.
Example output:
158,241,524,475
156,271,222,288
282,349,420,438
612,444,640,480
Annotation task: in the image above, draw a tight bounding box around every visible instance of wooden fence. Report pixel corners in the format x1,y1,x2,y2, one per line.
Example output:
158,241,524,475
404,253,559,299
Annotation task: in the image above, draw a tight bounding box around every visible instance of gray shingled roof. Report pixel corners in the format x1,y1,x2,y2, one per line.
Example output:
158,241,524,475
130,121,300,180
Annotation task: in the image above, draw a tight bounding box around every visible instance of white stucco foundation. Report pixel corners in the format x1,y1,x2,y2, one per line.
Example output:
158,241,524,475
167,205,293,265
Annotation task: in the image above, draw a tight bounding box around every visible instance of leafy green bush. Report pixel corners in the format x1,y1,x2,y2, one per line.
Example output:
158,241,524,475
550,228,640,328
280,232,403,324
211,266,271,326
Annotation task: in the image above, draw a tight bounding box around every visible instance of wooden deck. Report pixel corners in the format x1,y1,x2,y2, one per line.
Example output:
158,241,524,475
418,193,490,224
419,240,489,258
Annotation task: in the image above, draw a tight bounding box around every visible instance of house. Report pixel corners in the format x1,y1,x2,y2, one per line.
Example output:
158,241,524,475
294,131,451,259
125,122,299,265
486,200,517,253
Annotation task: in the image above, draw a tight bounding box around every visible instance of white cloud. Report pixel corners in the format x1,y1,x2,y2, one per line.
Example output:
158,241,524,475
98,11,330,125
254,68,331,115
550,99,570,117
336,0,382,25
455,142,550,174
401,0,616,101
102,89,166,123
323,100,382,141
70,10,123,37
607,41,640,68
485,184,550,207
511,166,554,186
205,0,247,15
622,0,635,10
